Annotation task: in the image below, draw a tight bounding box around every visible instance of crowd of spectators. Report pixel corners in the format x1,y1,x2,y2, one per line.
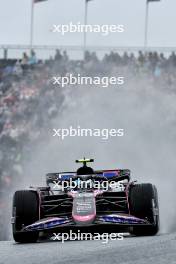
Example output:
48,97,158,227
0,49,176,239
84,50,176,91
0,50,66,239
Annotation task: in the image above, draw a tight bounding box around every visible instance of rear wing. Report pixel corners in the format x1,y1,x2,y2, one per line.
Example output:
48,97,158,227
96,169,130,181
46,169,130,185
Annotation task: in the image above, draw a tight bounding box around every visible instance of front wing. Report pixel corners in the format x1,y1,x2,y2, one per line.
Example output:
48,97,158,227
22,214,150,232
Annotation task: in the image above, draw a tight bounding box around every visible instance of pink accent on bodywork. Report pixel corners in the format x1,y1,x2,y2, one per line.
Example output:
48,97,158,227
93,190,104,197
125,182,134,215
70,191,99,222
73,214,96,222
68,191,77,198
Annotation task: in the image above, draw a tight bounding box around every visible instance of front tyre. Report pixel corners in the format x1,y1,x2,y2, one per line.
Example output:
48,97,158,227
12,190,39,243
129,183,159,236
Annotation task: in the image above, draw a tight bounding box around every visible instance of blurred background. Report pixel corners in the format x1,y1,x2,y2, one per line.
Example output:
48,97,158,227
0,0,176,240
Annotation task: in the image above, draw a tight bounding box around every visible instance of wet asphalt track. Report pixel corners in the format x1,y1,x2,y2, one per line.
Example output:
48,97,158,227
0,233,176,264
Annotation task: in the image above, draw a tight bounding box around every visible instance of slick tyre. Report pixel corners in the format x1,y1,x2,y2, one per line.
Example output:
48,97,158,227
129,183,159,236
12,190,39,243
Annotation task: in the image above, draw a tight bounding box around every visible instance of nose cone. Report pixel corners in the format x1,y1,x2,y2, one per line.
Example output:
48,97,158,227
72,193,96,225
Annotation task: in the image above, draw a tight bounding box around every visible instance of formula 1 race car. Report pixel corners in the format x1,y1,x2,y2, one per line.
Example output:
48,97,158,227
12,158,159,243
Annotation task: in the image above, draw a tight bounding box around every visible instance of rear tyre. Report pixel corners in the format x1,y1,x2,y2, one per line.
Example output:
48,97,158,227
129,183,159,236
12,190,39,243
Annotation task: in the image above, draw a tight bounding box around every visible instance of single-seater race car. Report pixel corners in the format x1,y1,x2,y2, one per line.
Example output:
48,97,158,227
12,158,159,243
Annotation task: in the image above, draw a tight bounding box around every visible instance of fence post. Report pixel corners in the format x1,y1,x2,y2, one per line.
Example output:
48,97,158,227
3,48,8,60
